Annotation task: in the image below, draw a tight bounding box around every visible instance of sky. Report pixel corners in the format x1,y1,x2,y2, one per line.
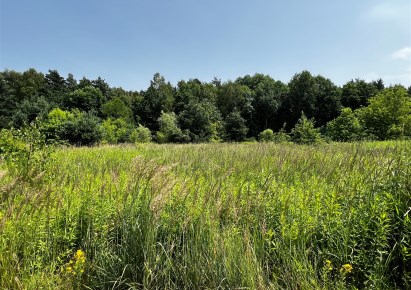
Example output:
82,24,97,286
1,0,410,91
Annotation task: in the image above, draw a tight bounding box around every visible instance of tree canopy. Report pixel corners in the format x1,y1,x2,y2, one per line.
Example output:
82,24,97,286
1,68,410,145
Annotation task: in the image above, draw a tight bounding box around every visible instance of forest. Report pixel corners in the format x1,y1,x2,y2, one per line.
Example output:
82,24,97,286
1,68,410,145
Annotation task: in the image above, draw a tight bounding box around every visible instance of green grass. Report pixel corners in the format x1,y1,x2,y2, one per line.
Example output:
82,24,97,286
1,142,410,289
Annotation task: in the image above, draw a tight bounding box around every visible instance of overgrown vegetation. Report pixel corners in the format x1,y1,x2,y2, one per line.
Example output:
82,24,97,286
1,69,410,146
1,68,410,289
1,140,410,289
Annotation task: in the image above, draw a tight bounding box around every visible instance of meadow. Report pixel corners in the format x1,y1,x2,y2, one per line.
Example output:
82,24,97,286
0,142,410,289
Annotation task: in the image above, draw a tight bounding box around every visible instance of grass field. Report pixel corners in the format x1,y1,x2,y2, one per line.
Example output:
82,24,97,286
0,142,410,289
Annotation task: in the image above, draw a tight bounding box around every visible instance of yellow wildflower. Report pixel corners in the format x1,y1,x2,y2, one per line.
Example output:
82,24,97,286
340,263,353,274
325,259,333,271
65,249,87,277
75,249,86,261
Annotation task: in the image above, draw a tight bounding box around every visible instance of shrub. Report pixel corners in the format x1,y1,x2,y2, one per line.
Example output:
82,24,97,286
259,129,274,142
99,118,132,144
223,110,248,142
356,86,411,140
41,108,102,145
65,111,102,146
326,108,363,142
291,112,322,144
272,127,291,143
0,124,52,181
156,112,189,143
129,125,152,143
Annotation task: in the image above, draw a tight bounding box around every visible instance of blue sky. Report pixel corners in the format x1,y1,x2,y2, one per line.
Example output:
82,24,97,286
1,0,410,90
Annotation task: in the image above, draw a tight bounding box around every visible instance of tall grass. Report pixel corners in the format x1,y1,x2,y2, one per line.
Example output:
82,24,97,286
0,142,410,289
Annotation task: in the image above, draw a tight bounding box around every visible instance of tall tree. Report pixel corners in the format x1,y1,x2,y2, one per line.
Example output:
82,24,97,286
217,81,252,118
357,86,411,140
63,86,105,112
341,79,378,110
237,74,288,134
101,97,133,122
44,70,66,104
285,71,341,129
92,77,111,99
0,69,46,128
66,73,78,91
137,73,175,130
223,110,248,142
175,79,218,114
312,75,341,127
286,71,317,128
178,100,222,142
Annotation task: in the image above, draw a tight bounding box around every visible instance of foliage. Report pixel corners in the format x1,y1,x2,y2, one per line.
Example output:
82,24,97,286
286,71,341,129
357,86,411,140
99,118,133,144
156,111,189,143
136,73,175,131
129,124,152,143
259,126,291,143
41,108,101,145
272,126,291,143
63,86,105,112
11,95,50,128
341,79,379,110
237,74,289,134
326,107,363,141
1,68,409,144
101,97,133,122
40,108,75,142
178,100,222,142
259,128,274,142
223,110,248,142
291,112,322,144
0,124,52,182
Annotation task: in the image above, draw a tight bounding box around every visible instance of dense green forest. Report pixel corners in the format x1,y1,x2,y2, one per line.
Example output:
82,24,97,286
1,68,410,145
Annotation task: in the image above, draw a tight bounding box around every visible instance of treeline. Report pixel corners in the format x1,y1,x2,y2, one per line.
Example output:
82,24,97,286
1,68,410,145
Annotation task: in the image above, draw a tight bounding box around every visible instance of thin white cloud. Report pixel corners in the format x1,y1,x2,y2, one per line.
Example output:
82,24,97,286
365,2,410,22
392,47,411,60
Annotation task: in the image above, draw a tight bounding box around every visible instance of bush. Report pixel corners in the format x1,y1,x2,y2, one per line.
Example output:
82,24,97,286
129,125,152,143
67,111,102,145
259,129,274,142
40,108,75,143
291,112,322,144
356,86,411,140
272,127,291,143
99,118,133,144
223,110,248,142
326,108,363,142
0,124,52,181
40,108,101,145
156,112,190,143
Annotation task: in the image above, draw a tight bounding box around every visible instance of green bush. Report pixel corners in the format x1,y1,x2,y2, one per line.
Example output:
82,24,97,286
223,110,248,142
291,112,322,144
326,108,363,142
156,112,189,143
356,86,411,140
0,124,52,181
99,118,133,144
259,129,274,142
129,125,152,143
41,108,101,145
